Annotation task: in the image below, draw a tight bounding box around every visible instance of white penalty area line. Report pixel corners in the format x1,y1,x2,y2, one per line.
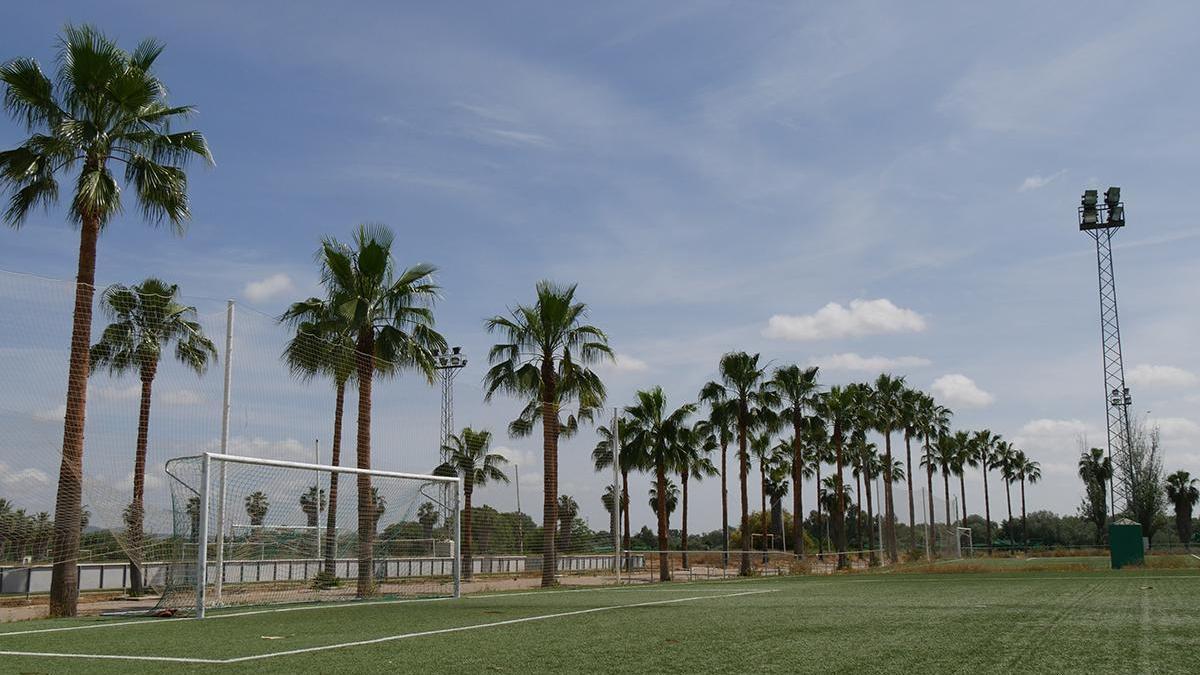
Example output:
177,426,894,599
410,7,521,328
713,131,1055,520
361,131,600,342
0,588,777,665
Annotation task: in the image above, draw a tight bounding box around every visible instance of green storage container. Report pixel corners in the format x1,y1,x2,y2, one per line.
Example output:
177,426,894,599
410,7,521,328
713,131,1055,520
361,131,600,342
1109,518,1144,569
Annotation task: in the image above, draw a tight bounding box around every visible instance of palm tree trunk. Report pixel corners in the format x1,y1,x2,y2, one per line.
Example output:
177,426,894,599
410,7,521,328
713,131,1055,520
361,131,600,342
323,381,346,576
354,331,375,598
1004,481,1013,545
883,431,897,563
791,427,804,557
760,460,768,564
49,214,101,618
959,473,967,523
834,426,848,570
656,461,670,582
855,469,863,556
815,459,824,559
943,471,952,527
865,465,877,566
128,363,157,596
681,471,689,569
983,462,992,554
622,467,631,573
720,439,729,568
738,406,751,576
540,364,559,588
463,482,473,581
1020,478,1028,545
905,432,915,555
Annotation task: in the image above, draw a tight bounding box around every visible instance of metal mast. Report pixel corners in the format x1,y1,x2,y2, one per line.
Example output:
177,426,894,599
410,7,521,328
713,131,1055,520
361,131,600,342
1078,187,1135,514
433,347,467,523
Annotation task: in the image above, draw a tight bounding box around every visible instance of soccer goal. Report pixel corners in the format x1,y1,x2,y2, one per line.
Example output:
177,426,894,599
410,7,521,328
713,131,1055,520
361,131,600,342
936,526,974,560
158,452,462,618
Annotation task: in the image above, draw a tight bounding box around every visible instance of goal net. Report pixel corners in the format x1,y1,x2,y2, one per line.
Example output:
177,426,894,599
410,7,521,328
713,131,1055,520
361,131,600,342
157,452,461,617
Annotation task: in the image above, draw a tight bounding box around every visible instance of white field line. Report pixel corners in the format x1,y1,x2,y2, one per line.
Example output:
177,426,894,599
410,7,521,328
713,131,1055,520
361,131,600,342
0,576,776,638
1192,554,1200,561
0,589,777,665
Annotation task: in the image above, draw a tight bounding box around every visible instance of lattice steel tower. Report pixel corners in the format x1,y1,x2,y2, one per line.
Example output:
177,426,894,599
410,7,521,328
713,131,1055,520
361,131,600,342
1078,187,1135,513
434,347,468,460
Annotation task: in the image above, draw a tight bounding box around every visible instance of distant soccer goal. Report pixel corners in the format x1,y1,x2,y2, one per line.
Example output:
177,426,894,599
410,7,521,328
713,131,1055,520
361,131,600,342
158,452,461,618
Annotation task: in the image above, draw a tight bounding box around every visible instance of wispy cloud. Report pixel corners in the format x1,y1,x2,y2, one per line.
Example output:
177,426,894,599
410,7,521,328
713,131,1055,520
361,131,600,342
243,273,296,303
1127,364,1198,389
812,353,931,372
1018,169,1066,192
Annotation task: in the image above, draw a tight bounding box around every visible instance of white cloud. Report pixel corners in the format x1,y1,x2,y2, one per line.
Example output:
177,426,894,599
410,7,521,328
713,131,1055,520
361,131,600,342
1018,170,1066,192
763,299,926,341
243,273,296,303
930,374,994,408
0,462,50,487
493,445,538,470
604,353,649,373
812,353,931,372
1011,419,1096,460
32,404,66,422
1148,417,1200,443
160,389,204,406
210,436,312,461
1127,364,1198,389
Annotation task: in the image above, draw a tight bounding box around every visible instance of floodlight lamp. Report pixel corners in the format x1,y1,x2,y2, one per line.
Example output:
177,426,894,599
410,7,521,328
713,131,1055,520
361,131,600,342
1080,189,1100,228
1104,186,1121,207
451,346,462,355
1082,190,1098,207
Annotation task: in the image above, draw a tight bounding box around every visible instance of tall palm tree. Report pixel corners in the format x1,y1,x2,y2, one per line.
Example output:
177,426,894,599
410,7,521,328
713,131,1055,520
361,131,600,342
972,430,999,553
88,278,215,595
850,432,879,563
280,294,371,577
764,447,791,550
485,281,611,587
1078,447,1113,545
592,417,637,570
318,224,444,597
1,25,213,616
557,495,579,553
802,418,831,557
995,440,1016,540
1015,451,1041,544
1165,471,1199,550
815,385,864,570
898,387,923,554
697,385,737,567
871,374,905,563
436,428,509,581
677,421,718,568
704,352,777,575
920,397,952,549
244,492,269,527
769,365,820,557
934,432,958,527
750,432,775,564
623,386,693,581
950,430,976,523
299,486,326,528
647,479,679,519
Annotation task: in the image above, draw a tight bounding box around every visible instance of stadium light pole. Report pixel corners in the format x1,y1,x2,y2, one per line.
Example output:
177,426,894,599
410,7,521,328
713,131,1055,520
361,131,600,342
1078,187,1136,516
433,347,467,523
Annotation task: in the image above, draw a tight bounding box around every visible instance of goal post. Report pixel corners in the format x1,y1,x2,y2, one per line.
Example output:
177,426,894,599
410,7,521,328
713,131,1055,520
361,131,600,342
164,452,462,618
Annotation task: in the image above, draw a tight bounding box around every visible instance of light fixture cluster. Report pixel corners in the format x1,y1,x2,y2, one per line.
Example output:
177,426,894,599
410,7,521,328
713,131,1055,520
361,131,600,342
1079,186,1124,230
432,346,467,369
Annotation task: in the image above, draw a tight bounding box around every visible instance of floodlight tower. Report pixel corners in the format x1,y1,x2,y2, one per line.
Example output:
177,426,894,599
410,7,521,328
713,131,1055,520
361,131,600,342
1078,187,1136,514
433,347,468,462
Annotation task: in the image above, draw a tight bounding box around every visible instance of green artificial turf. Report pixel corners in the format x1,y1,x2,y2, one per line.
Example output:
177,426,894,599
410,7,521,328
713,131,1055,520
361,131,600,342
1,568,1197,673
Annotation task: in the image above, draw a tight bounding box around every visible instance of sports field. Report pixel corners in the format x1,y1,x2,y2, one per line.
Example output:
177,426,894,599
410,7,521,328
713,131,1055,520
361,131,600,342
1,561,1197,673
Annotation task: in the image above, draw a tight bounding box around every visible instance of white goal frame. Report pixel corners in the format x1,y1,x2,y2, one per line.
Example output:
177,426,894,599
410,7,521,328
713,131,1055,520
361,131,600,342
196,452,463,619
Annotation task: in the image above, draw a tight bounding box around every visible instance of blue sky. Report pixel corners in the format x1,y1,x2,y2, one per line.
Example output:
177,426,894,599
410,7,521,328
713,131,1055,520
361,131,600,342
3,2,1200,535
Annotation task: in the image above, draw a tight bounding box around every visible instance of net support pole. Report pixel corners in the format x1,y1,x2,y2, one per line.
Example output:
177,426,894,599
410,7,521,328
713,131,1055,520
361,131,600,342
453,476,463,598
196,453,212,619
214,299,234,604
314,439,322,559
612,407,621,583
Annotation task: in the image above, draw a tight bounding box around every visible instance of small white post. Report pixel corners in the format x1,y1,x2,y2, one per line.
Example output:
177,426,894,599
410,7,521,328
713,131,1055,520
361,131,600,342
453,476,463,598
314,439,322,560
612,408,621,583
213,300,234,603
196,453,212,619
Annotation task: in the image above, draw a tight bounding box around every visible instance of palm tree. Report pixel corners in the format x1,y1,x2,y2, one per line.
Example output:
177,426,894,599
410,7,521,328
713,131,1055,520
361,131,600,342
299,486,326,528
436,428,509,581
851,434,880,564
815,385,864,570
764,447,791,550
624,386,694,581
1,25,213,616
647,479,679,518
920,398,952,550
318,224,444,598
280,294,368,577
244,492,269,527
1164,471,1199,550
88,279,216,595
950,430,976,523
592,417,638,571
697,384,737,567
898,387,923,554
995,440,1017,541
972,430,999,553
803,418,831,558
871,374,905,563
769,365,820,557
677,420,718,568
485,281,611,587
1015,451,1040,544
1078,447,1112,545
557,495,580,553
934,432,958,527
417,502,438,541
704,352,778,575
750,432,774,564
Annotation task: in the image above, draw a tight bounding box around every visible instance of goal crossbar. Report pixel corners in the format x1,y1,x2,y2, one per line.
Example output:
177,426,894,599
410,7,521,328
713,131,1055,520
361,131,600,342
193,452,463,619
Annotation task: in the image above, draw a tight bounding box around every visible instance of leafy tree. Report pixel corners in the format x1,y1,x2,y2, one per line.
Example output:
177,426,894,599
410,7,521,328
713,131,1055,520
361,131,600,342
244,491,269,527
769,365,820,556
1,25,213,616
89,278,216,595
317,224,444,597
1164,471,1199,550
436,427,509,580
1077,446,1112,545
1124,419,1167,545
485,281,611,587
624,386,693,581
